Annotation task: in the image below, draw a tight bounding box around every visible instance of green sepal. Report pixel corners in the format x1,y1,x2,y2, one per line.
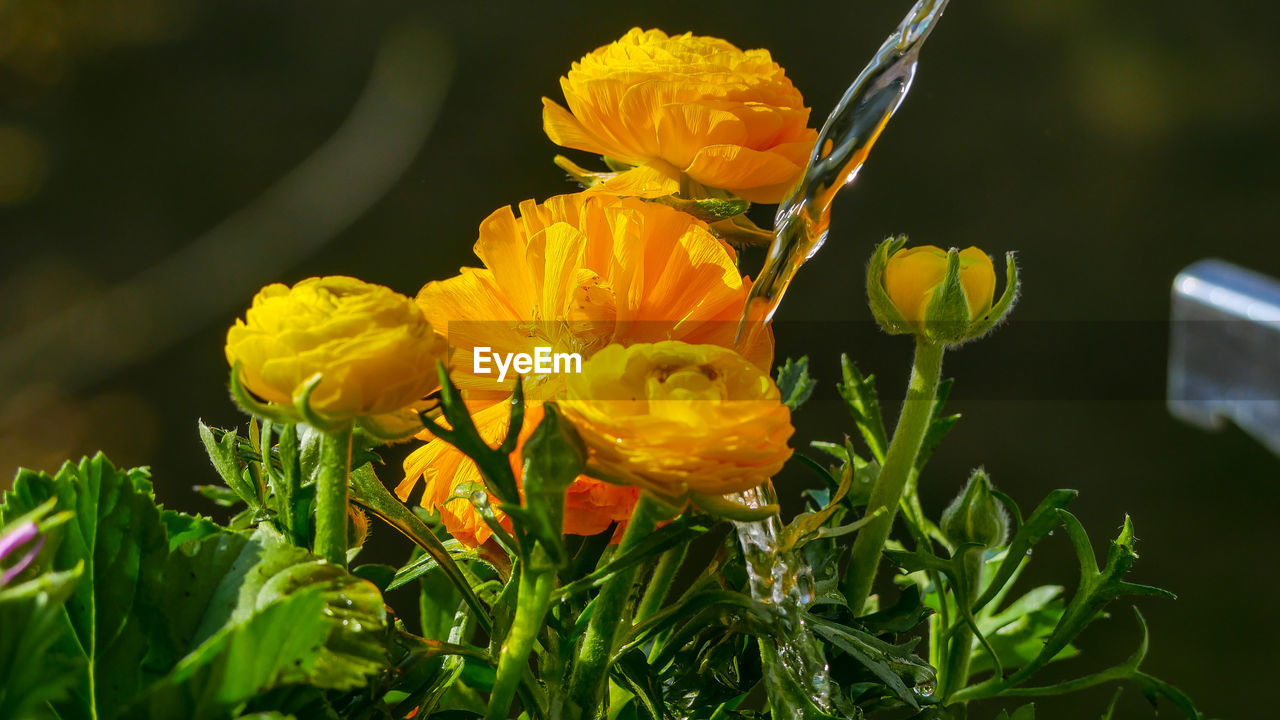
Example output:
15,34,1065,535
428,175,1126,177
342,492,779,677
652,193,751,223
292,373,350,434
921,248,974,343
0,562,84,720
967,251,1020,339
866,236,913,335
708,214,774,246
228,362,301,425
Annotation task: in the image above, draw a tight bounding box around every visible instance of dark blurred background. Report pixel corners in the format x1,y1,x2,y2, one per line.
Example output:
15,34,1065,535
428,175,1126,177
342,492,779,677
1,1,1276,717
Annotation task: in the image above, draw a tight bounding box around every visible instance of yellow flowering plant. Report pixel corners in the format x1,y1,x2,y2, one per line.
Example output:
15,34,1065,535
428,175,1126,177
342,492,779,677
225,275,447,565
1,7,1208,720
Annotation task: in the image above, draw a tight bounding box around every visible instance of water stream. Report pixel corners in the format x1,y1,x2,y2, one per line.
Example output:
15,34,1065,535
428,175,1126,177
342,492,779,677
732,486,834,712
731,2,953,715
739,0,952,338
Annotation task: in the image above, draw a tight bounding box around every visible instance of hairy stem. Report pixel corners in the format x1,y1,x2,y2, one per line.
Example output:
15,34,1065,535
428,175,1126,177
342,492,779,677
634,542,687,623
487,546,555,720
314,423,353,566
941,549,983,700
845,340,945,615
567,494,668,718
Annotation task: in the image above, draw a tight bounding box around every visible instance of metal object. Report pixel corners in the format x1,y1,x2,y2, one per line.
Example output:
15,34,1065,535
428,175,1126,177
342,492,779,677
1168,259,1280,455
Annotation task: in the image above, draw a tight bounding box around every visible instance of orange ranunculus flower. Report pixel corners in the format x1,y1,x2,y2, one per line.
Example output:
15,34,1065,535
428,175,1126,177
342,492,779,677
398,193,772,545
408,403,639,547
542,28,817,204
560,341,794,500
225,276,446,420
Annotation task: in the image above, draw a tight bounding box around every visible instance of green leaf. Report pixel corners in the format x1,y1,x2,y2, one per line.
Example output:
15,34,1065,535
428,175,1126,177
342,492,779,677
776,357,817,410
348,461,495,633
858,584,930,635
189,526,389,690
420,559,467,636
352,563,396,593
2,454,171,719
161,510,223,550
0,564,84,719
1101,688,1123,719
1004,515,1173,686
611,649,665,720
836,355,889,464
808,614,935,709
620,590,771,661
970,600,1078,676
555,513,713,600
139,589,332,720
973,489,1078,614
958,609,1202,719
778,459,859,553
199,421,261,508
388,632,477,719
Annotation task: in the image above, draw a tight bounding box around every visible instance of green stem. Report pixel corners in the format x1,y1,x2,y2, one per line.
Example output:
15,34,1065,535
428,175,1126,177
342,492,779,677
315,423,353,566
940,550,983,700
634,543,687,623
487,546,555,720
567,494,668,718
845,339,945,615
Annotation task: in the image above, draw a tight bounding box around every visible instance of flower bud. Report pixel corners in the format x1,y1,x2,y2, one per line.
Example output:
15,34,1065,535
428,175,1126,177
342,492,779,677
940,469,1009,549
867,237,1018,345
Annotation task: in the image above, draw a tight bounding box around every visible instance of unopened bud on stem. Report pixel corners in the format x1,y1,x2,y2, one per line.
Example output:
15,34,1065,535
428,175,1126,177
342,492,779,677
941,469,1010,549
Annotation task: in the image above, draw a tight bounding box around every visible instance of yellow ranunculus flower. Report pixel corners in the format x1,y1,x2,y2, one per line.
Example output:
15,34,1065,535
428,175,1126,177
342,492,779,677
560,341,794,500
225,276,447,420
882,246,997,327
398,193,772,546
542,28,817,204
